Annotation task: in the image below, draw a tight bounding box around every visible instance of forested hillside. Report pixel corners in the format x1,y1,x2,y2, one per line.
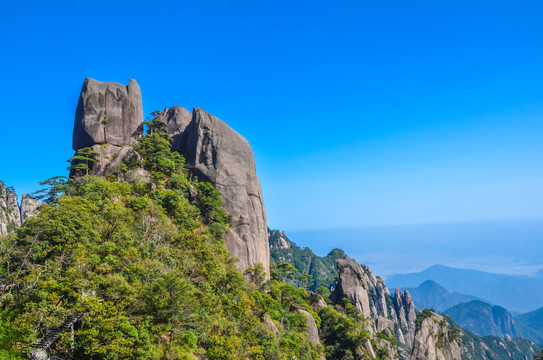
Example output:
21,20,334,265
269,229,345,291
0,118,396,360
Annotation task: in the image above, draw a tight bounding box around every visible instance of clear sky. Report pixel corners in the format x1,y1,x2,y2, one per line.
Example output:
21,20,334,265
1,1,543,274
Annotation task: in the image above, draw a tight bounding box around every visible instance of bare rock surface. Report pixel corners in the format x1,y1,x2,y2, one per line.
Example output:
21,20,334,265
21,194,40,222
155,106,192,151
0,182,40,235
177,108,269,275
73,78,143,150
411,313,462,360
299,309,320,345
332,256,417,357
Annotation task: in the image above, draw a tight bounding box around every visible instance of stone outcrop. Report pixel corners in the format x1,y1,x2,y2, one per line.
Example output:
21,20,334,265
72,79,269,276
155,106,192,151
163,107,269,276
73,78,142,150
331,256,418,359
269,230,291,250
0,182,40,236
299,309,320,345
21,194,40,223
72,78,144,178
411,313,462,360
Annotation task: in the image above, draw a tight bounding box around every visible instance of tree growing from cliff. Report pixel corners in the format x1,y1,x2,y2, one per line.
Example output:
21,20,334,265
32,176,69,204
67,147,99,176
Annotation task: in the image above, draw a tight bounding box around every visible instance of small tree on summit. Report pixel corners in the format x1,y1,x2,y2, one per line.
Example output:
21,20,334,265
67,147,99,176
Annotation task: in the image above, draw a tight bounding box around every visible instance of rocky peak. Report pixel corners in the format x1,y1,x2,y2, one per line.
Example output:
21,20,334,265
0,182,40,236
73,78,143,150
168,107,269,276
268,229,291,250
331,256,418,357
72,79,269,276
411,313,463,360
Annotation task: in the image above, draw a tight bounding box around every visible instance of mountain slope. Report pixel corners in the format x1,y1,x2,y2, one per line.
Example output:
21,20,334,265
269,228,345,291
516,306,543,336
387,264,543,312
444,300,543,343
404,279,485,312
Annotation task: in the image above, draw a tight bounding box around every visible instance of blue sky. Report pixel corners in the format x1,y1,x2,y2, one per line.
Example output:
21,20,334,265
1,1,543,274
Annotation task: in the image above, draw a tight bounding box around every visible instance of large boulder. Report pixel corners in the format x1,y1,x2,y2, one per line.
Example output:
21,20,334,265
73,78,143,150
178,108,269,276
72,78,144,177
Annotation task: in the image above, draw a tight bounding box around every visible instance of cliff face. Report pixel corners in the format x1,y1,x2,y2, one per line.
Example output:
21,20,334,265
72,79,269,276
0,182,40,235
73,78,143,150
411,313,463,360
178,108,269,276
331,256,416,359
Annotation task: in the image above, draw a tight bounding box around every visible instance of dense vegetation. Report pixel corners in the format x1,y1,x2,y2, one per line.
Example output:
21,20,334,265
0,118,383,360
269,229,345,292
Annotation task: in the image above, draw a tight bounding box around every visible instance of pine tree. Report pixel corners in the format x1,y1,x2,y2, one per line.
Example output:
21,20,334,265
67,147,99,176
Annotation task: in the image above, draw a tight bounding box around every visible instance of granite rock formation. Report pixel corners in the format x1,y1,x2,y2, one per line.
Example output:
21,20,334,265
331,256,418,359
71,78,144,178
299,309,320,345
155,106,192,151
21,194,40,223
72,79,269,276
158,107,269,276
73,78,143,149
269,230,291,250
0,182,40,236
411,313,462,360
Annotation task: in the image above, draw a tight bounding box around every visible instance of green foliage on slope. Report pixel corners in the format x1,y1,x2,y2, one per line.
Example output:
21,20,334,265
269,229,345,292
438,314,542,360
0,117,378,360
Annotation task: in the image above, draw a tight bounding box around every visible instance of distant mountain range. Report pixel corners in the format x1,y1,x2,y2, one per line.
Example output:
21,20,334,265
444,300,543,344
387,264,543,313
516,306,543,339
404,280,486,312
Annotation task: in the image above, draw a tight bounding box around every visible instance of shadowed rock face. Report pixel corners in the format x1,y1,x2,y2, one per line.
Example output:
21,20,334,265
73,78,143,150
155,106,192,152
177,108,269,276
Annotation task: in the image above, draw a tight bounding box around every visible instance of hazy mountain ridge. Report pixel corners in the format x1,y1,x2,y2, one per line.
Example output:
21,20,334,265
387,264,543,313
404,279,487,312
516,306,543,339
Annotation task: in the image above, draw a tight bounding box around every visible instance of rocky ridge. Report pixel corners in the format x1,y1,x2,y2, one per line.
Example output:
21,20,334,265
0,182,39,236
330,255,542,359
71,78,269,276
411,312,462,360
331,256,417,358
